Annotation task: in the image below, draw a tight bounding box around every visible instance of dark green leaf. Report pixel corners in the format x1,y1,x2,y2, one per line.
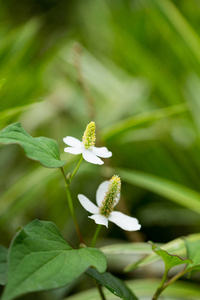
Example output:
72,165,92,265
86,268,138,300
0,123,65,168
149,241,192,272
2,220,107,300
0,245,8,285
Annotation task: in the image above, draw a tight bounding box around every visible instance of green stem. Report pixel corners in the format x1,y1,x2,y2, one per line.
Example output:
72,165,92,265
152,268,168,300
161,267,190,293
60,167,84,244
91,225,101,247
152,265,192,300
91,225,107,300
70,155,83,182
93,279,107,300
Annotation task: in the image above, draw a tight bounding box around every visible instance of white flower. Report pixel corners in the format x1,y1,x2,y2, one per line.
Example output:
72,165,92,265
78,176,141,231
63,121,112,165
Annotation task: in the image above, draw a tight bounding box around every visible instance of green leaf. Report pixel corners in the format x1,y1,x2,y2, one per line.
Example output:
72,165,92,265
185,239,200,274
149,241,192,272
0,123,65,168
102,104,186,140
0,104,36,124
2,220,107,300
86,268,138,300
125,233,200,272
0,245,8,285
150,0,200,65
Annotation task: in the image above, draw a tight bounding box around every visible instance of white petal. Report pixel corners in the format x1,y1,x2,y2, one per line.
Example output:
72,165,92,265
78,194,99,214
89,214,108,227
108,211,141,231
82,149,104,165
63,136,82,147
64,146,84,155
92,147,112,158
96,181,110,207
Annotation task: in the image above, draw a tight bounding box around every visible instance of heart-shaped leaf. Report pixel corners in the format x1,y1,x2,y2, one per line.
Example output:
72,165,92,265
149,241,192,272
2,220,107,300
0,245,8,285
0,123,65,168
86,268,138,300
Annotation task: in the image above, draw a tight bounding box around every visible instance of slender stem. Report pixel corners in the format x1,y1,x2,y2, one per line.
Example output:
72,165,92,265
60,167,68,185
162,268,190,292
152,268,168,300
152,266,192,300
91,225,101,248
70,155,83,182
60,167,84,244
93,279,107,300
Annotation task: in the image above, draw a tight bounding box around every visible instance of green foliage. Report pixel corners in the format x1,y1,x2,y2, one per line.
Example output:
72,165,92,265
0,246,7,285
86,268,138,300
103,104,187,140
65,279,200,300
0,123,65,168
124,233,200,272
149,241,192,272
2,220,107,300
185,239,200,274
0,79,6,90
1,0,200,299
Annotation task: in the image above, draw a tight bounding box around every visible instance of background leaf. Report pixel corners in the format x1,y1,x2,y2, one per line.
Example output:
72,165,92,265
86,268,138,300
124,233,200,272
0,123,65,168
2,220,107,300
185,239,200,275
149,241,192,272
0,245,8,286
65,279,200,300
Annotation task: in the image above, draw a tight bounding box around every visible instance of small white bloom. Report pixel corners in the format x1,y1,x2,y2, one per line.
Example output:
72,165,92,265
78,176,141,231
63,121,112,165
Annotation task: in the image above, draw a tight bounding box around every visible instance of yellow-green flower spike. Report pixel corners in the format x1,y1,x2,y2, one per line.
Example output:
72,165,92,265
100,175,121,217
82,121,96,149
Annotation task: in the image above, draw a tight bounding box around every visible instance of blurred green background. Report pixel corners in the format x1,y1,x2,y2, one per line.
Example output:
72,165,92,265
1,0,200,298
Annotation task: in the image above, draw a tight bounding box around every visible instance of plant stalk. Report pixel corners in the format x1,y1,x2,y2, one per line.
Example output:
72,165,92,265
91,225,101,247
93,279,107,300
152,265,192,300
60,167,84,244
70,155,83,182
152,268,168,300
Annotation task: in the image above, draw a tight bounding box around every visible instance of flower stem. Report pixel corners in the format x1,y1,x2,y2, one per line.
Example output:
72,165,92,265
91,225,101,247
70,155,83,182
60,167,84,244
